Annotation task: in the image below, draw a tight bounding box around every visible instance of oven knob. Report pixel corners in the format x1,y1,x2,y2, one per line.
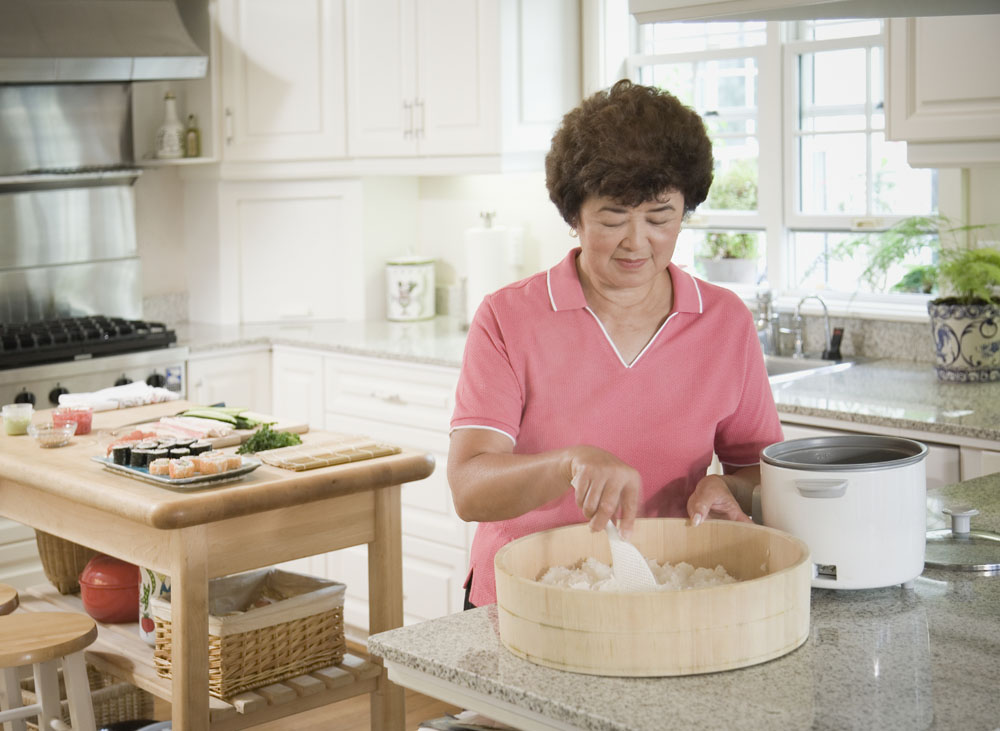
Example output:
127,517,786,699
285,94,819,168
14,389,35,406
49,384,69,406
114,374,133,387
146,372,166,388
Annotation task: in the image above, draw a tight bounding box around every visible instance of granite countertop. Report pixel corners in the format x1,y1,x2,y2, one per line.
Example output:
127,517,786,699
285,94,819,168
177,317,1000,444
368,473,1000,731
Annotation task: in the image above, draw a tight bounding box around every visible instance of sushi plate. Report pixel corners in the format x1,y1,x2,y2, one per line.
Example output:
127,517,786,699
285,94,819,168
91,455,262,490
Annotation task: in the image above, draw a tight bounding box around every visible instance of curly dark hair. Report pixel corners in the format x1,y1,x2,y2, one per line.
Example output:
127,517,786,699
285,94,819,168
545,79,714,226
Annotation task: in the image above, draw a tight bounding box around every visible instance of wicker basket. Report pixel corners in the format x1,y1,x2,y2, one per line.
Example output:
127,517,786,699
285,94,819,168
152,568,346,699
20,663,155,730
34,530,99,594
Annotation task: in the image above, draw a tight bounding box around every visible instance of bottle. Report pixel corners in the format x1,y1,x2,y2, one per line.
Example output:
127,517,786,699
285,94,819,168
155,91,185,159
184,113,201,158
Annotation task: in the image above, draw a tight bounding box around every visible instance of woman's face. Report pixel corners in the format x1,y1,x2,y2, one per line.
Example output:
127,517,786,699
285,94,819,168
575,191,685,291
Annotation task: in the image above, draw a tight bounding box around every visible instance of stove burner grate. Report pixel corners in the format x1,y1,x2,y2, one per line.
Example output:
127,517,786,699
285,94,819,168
0,316,178,370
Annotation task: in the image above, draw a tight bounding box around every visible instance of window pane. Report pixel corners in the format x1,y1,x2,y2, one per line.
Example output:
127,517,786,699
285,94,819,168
637,64,694,106
638,21,766,54
872,134,938,215
706,156,758,212
799,133,867,214
800,49,867,109
790,230,936,293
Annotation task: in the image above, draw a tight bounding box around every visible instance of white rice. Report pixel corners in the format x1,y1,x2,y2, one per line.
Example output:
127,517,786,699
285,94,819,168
538,556,737,592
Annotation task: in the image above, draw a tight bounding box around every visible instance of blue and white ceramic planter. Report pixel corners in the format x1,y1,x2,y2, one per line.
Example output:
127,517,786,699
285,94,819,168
928,301,1000,382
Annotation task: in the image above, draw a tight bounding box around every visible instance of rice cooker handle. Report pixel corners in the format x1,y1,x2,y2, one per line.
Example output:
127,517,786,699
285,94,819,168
795,479,848,499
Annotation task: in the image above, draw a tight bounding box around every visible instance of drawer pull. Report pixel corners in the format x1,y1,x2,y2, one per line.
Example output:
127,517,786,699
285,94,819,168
372,390,405,405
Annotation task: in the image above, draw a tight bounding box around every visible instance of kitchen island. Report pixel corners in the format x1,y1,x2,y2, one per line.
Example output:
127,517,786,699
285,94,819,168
367,473,1000,731
0,401,434,731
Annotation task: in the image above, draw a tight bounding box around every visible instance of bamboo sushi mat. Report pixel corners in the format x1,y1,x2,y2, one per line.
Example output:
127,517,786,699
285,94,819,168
258,435,402,471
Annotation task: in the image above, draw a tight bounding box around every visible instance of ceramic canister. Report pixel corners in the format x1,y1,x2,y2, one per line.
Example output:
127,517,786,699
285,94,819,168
385,256,436,322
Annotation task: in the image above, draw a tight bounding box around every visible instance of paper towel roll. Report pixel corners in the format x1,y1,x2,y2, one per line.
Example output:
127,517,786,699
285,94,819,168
464,225,521,324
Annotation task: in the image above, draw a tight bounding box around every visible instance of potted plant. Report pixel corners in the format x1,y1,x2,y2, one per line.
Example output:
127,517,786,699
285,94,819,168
695,159,760,284
829,216,1000,382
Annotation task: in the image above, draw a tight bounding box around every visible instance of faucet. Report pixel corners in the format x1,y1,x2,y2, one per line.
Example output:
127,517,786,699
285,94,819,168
755,287,781,356
791,295,832,359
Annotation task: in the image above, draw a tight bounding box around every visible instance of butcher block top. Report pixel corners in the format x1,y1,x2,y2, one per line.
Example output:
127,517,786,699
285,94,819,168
0,401,435,530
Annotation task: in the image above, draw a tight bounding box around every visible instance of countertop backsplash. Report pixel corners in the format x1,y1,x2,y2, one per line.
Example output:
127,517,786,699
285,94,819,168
776,312,935,363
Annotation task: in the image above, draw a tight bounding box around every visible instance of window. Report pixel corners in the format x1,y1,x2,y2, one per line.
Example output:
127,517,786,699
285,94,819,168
629,19,938,313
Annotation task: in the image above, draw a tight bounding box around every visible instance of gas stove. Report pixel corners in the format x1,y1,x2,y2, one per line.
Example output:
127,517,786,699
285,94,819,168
0,316,186,407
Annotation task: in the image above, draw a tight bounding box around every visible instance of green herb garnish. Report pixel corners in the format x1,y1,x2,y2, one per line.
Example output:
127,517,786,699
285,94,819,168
236,424,303,455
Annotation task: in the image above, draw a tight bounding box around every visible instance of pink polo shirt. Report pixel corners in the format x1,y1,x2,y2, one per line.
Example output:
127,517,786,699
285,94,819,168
451,248,783,606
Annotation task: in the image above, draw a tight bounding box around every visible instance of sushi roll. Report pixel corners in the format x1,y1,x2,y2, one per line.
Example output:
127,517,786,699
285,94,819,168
174,438,196,449
188,440,212,456
156,440,177,451
168,458,196,479
148,458,171,476
192,450,224,473
148,448,170,462
169,447,191,459
225,454,242,470
197,454,229,475
136,439,159,450
130,448,151,468
111,444,131,466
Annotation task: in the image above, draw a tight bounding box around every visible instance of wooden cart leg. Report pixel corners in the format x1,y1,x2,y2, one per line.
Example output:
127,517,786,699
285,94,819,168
368,484,404,731
170,527,210,731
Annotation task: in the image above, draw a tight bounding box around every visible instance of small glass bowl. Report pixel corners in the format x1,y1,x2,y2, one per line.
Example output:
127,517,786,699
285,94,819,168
27,421,77,448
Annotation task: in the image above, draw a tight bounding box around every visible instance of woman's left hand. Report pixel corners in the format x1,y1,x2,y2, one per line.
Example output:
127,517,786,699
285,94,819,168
687,474,752,526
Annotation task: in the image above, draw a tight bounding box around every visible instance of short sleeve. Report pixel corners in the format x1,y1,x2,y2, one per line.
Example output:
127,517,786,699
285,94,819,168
450,298,525,443
713,308,784,469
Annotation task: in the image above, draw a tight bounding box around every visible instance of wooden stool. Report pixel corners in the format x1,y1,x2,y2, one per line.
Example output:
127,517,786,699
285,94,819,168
0,613,98,731
0,586,17,617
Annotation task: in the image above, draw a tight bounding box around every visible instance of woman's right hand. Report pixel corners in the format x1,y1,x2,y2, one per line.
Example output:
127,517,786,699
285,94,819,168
566,446,642,538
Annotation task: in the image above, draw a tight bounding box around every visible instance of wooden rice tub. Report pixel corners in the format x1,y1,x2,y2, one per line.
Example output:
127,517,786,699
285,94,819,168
494,518,812,676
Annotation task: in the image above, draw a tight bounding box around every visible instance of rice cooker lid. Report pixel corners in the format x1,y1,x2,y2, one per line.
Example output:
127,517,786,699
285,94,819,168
761,435,928,472
925,507,1000,574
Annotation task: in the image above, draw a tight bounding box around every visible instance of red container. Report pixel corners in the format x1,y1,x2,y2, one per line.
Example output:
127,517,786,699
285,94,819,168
52,406,93,436
79,555,140,624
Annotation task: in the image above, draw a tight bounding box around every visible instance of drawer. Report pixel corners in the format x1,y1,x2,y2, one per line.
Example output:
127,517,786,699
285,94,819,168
324,354,458,433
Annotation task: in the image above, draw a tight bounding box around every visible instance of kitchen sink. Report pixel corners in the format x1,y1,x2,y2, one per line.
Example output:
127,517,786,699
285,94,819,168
765,355,857,384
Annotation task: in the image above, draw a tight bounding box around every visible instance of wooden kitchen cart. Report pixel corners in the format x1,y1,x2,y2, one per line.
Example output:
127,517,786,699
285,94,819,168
0,401,435,731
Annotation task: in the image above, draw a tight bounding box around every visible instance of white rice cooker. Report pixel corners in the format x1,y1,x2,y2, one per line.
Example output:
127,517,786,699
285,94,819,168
760,435,928,589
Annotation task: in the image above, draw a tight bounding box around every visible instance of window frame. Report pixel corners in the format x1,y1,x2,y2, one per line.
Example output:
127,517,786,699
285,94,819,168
625,19,940,320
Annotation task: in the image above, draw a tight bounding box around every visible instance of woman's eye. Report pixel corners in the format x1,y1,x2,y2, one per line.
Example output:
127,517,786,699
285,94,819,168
648,218,670,226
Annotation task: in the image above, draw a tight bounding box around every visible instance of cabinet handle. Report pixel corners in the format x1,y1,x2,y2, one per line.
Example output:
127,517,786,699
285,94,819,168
402,100,413,139
224,107,234,145
372,390,405,405
415,98,425,139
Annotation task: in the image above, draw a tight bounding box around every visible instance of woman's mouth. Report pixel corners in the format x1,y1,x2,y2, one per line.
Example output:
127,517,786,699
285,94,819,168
615,258,647,271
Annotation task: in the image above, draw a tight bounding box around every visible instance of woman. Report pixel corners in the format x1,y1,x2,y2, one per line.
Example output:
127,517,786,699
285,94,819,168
448,80,783,608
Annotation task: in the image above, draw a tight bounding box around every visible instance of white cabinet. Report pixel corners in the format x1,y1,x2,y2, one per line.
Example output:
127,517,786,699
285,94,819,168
186,347,272,411
960,447,1000,481
319,352,470,631
886,15,1000,167
185,177,365,324
345,0,580,162
271,347,325,428
218,0,346,161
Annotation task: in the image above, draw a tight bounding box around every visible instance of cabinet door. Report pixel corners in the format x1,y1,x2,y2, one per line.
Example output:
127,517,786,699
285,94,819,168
345,0,417,157
186,350,272,411
219,179,365,324
414,0,498,156
887,16,1000,145
219,0,346,161
271,348,325,428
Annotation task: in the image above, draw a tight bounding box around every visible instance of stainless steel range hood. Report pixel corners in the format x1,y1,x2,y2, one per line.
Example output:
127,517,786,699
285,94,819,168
0,0,208,82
